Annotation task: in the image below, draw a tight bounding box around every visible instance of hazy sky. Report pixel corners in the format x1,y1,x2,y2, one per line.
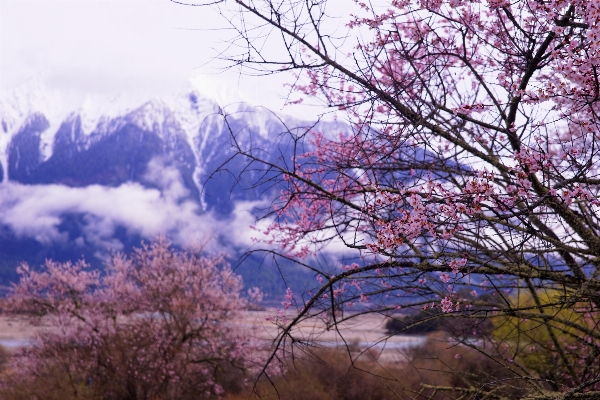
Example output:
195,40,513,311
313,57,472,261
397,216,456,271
0,0,355,116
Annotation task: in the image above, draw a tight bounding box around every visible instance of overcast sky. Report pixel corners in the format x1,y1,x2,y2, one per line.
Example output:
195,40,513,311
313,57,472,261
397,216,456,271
0,0,355,117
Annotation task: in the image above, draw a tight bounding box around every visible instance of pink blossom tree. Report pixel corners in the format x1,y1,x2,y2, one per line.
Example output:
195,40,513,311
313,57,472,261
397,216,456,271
4,239,256,399
193,0,600,397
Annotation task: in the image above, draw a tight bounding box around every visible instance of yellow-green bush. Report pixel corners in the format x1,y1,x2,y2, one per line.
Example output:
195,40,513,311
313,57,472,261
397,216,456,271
492,289,600,390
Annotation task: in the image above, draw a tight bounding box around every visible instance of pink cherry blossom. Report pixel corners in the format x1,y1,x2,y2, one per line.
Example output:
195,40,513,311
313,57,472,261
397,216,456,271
217,0,600,393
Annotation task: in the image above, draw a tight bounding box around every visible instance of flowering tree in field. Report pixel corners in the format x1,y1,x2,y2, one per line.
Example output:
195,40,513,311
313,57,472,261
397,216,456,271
4,239,255,399
187,0,600,397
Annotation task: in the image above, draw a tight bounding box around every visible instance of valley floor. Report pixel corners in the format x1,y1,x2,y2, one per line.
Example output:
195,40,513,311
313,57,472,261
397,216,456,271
0,311,423,363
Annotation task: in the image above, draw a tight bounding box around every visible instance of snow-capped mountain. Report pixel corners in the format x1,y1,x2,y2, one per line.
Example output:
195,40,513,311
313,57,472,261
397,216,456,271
0,78,348,293
1,78,290,200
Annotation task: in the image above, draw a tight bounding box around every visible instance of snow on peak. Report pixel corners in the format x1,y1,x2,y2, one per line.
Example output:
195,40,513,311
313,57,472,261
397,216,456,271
0,76,68,181
185,75,295,139
77,92,144,136
188,75,244,109
0,76,62,135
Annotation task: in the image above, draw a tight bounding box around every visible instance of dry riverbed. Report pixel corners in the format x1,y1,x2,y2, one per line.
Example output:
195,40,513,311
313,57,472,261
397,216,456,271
0,311,424,362
243,310,424,362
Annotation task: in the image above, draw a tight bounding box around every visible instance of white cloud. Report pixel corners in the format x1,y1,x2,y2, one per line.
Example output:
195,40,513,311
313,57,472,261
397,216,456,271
0,158,272,257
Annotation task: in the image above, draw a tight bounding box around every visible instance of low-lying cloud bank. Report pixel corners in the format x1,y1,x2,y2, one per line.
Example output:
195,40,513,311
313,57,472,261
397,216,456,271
0,159,270,257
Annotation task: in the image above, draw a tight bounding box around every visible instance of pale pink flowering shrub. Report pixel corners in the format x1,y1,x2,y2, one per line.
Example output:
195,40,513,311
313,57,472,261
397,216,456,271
4,239,255,400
